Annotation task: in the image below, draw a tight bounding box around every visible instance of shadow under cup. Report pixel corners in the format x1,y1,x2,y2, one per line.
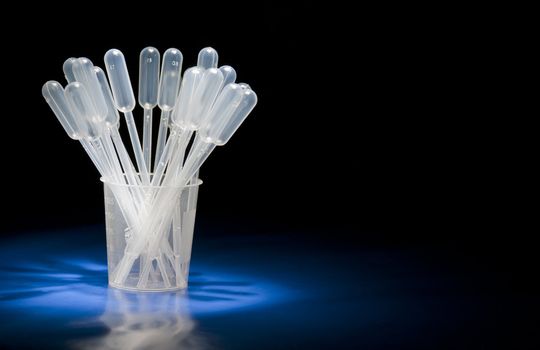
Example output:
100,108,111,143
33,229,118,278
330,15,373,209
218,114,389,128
102,177,201,292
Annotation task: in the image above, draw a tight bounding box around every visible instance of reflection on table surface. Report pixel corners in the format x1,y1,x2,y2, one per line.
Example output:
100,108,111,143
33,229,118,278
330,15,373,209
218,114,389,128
73,289,201,350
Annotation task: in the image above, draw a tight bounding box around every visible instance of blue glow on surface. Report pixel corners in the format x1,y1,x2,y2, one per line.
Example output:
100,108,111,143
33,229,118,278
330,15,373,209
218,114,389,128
0,227,297,349
0,246,292,317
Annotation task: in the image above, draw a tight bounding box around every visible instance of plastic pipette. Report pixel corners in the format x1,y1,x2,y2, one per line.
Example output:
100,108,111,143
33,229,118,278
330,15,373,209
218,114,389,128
139,47,160,170
154,48,183,171
105,49,151,185
94,67,142,188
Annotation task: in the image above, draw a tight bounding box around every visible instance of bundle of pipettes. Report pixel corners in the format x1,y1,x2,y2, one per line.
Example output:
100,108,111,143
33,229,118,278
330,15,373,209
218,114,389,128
42,47,257,288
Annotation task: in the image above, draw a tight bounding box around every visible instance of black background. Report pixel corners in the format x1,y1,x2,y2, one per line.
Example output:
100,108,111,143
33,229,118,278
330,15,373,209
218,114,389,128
0,1,536,308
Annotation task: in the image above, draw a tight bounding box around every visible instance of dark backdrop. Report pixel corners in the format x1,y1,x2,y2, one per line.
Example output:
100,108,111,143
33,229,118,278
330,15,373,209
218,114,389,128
0,3,534,288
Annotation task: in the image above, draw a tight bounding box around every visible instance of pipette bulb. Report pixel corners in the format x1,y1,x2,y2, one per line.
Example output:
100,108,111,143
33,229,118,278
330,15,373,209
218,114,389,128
104,49,136,112
138,47,160,109
197,47,218,69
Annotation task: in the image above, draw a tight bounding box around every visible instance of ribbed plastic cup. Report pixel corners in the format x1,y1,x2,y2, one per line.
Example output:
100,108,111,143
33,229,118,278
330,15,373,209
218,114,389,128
102,177,201,291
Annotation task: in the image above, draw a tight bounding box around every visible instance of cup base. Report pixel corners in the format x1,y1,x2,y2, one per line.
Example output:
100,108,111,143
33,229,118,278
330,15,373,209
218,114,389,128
109,281,188,293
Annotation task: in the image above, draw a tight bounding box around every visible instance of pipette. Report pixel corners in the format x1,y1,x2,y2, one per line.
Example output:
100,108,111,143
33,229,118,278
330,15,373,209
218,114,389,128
94,67,142,188
154,48,183,171
139,47,160,170
105,49,151,185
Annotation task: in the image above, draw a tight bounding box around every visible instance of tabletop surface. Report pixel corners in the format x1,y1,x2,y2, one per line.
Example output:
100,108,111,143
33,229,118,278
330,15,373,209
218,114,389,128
0,225,537,349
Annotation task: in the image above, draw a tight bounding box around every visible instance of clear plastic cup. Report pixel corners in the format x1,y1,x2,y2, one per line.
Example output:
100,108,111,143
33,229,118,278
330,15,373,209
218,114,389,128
102,177,201,291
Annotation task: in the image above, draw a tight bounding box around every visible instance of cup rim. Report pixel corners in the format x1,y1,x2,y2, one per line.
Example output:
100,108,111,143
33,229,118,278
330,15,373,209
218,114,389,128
100,175,202,189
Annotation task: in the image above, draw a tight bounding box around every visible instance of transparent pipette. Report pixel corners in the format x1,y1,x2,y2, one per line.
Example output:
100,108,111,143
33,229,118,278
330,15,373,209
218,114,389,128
95,67,142,187
139,47,160,170
154,48,183,171
105,49,151,185
94,66,147,214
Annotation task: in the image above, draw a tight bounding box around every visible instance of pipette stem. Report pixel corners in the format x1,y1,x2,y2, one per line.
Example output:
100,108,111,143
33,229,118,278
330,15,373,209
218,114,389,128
110,128,142,187
142,108,153,171
124,111,151,185
150,129,179,188
101,133,124,185
154,110,171,172
80,140,106,176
